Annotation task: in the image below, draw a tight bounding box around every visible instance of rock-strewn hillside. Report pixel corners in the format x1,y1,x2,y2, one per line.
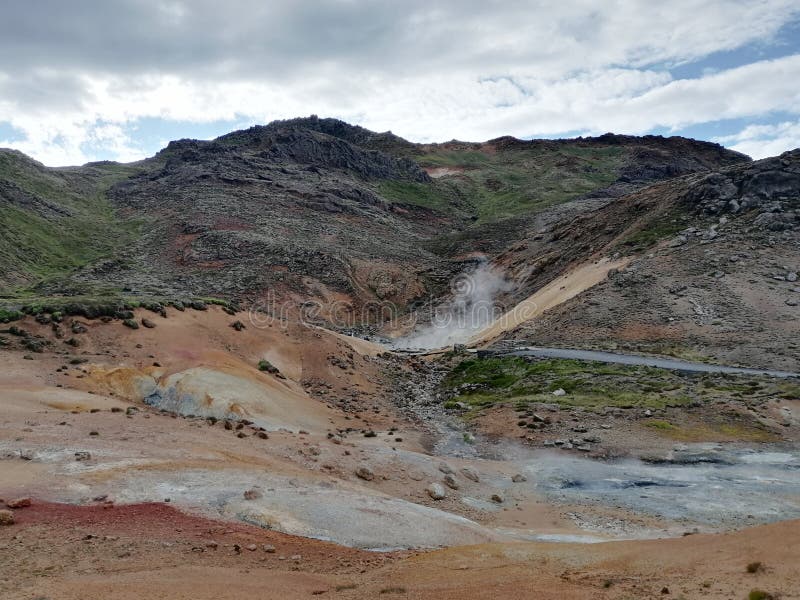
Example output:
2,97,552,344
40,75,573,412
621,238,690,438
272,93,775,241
501,149,800,370
1,117,750,326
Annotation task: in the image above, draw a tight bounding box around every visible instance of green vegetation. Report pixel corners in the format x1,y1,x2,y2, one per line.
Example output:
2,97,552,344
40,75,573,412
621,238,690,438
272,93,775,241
645,419,676,431
374,143,625,223
443,356,796,414
0,308,23,323
749,590,774,600
620,210,685,249
0,150,144,296
444,357,695,410
375,180,453,212
257,359,280,375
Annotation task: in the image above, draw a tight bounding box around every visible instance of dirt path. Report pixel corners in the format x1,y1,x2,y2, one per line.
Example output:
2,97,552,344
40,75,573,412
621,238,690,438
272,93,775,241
504,346,800,377
469,257,631,346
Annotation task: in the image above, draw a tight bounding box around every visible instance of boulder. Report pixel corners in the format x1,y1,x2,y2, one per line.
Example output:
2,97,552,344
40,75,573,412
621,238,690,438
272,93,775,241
243,488,263,500
426,483,446,500
355,466,374,481
443,474,460,490
460,467,480,482
7,497,31,509
438,462,454,475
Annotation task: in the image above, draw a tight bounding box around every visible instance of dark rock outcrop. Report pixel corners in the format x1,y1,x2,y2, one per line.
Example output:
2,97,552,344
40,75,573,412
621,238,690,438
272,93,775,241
682,149,800,230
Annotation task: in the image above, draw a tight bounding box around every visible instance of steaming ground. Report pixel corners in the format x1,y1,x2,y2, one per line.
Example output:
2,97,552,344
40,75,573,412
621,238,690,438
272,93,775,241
3,302,800,597
391,257,630,350
390,261,511,350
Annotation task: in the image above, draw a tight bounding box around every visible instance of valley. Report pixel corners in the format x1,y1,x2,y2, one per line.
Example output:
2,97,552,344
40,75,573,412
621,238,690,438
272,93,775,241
1,118,799,599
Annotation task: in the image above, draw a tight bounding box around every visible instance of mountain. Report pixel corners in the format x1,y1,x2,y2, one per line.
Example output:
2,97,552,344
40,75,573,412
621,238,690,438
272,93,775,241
500,148,800,370
0,117,750,323
3,119,800,595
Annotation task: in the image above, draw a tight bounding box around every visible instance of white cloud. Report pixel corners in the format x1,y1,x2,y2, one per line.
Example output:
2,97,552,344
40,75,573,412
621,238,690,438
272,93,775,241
716,120,800,158
0,1,799,164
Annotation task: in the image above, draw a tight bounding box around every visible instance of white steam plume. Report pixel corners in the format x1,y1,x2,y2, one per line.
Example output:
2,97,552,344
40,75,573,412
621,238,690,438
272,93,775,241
393,261,511,350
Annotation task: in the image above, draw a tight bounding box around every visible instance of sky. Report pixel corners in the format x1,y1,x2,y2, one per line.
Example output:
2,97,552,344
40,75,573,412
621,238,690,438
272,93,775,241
1,0,800,166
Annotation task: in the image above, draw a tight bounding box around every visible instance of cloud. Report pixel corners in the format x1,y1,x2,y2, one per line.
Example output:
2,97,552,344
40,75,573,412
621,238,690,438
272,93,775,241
716,120,800,158
0,1,799,164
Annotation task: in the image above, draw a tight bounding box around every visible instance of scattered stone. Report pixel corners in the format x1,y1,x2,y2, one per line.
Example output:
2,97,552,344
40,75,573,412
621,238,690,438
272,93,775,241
141,318,156,328
787,272,798,282
460,467,480,482
511,474,527,483
438,463,454,475
243,488,263,500
426,483,446,500
443,474,459,490
491,493,504,503
74,451,91,461
262,544,276,553
246,544,258,551
355,466,375,481
552,388,566,397
230,320,246,331
205,540,219,549
0,510,14,525
122,319,139,330
7,497,32,509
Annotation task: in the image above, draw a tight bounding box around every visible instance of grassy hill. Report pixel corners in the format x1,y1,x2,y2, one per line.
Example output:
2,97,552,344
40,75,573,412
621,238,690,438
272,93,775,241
0,150,143,296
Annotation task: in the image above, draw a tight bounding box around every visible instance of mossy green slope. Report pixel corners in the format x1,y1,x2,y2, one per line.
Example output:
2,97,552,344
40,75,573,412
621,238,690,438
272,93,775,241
0,150,142,296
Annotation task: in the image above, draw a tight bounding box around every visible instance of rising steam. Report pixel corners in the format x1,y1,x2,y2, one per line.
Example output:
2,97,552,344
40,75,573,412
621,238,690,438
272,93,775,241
393,261,511,350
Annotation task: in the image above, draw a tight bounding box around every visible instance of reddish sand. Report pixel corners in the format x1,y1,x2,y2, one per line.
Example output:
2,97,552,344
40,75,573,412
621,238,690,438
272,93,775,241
2,306,799,598
2,500,798,599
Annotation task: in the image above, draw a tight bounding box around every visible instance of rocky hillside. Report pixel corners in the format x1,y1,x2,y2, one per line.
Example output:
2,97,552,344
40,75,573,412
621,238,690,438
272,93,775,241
0,117,750,325
501,149,800,370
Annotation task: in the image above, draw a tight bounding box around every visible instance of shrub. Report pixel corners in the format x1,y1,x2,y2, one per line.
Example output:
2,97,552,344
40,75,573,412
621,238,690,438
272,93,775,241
0,309,23,323
257,359,279,374
746,561,763,574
